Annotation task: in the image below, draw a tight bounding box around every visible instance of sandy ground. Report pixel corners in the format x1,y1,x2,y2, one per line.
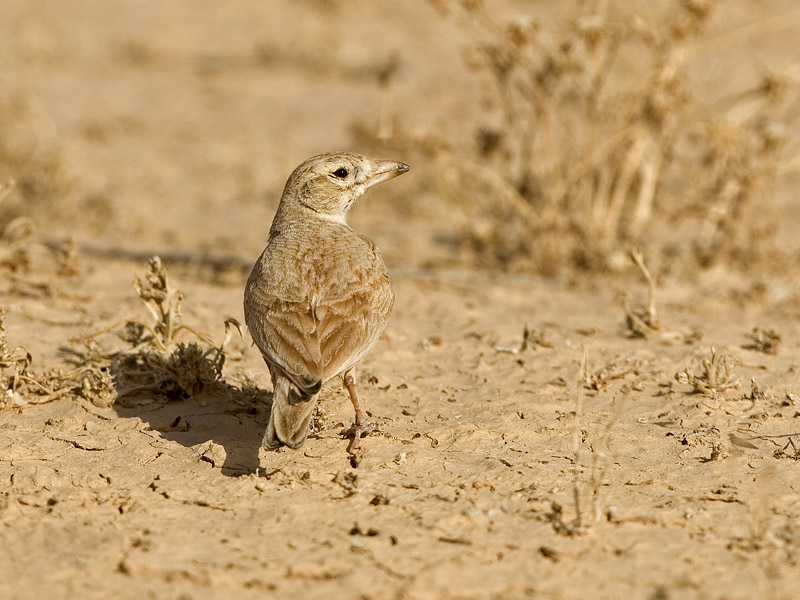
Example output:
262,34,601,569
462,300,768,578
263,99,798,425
2,2,800,599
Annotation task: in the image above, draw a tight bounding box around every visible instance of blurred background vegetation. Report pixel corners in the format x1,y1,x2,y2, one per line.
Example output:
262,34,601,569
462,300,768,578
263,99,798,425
1,0,799,284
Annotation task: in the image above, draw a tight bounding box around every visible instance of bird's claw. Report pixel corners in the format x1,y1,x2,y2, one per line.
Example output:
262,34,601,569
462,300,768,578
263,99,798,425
343,421,378,453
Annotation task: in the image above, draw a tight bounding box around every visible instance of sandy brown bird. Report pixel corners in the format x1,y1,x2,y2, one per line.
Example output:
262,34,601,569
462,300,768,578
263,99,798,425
244,152,409,452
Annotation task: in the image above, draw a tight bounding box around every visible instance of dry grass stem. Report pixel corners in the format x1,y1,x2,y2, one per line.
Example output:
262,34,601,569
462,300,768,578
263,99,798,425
570,348,588,533
587,394,624,526
622,248,662,338
565,347,623,534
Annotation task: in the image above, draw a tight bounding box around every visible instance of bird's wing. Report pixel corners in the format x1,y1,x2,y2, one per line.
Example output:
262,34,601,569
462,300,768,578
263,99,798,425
314,271,394,379
246,295,324,394
246,267,393,390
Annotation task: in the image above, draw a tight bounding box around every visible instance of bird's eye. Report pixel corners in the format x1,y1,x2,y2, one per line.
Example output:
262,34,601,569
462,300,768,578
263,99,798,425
332,167,349,179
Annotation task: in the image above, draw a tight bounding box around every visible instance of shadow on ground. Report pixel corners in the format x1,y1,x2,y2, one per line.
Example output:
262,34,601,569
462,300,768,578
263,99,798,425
112,381,272,477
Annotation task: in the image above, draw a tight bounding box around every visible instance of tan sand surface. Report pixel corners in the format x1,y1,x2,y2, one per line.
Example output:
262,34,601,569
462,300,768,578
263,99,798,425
2,2,800,599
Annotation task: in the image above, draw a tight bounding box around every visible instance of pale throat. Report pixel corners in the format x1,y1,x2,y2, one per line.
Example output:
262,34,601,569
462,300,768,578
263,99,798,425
311,211,349,225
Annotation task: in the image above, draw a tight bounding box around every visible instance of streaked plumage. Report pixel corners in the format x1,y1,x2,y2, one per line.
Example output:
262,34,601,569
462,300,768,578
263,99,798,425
244,152,408,451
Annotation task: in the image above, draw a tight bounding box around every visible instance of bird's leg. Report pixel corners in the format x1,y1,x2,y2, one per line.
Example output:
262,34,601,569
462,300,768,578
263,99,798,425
342,370,376,453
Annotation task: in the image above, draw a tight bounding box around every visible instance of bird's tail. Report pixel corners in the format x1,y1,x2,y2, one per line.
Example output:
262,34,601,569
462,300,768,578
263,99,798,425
264,376,319,449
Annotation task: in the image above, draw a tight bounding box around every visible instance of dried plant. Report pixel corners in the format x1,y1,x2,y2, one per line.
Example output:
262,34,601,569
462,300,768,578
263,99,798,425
134,256,184,351
587,355,647,392
378,1,800,274
0,307,74,408
520,324,552,351
308,402,330,436
675,346,740,394
0,215,36,273
0,307,31,407
747,377,766,403
3,254,241,409
77,367,116,408
2,183,86,285
65,257,243,406
109,342,226,402
131,256,213,352
56,236,84,278
744,326,781,355
774,438,800,461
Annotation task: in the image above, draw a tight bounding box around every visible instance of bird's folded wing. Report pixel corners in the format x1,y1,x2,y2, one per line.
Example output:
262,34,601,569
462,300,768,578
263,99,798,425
250,281,393,389
256,302,323,393
314,287,392,378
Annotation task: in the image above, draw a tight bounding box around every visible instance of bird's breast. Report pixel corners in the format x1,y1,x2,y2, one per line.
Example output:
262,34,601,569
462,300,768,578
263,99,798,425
247,224,392,310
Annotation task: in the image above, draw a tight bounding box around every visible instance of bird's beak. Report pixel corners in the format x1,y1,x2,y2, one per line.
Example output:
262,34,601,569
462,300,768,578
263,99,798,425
364,160,410,189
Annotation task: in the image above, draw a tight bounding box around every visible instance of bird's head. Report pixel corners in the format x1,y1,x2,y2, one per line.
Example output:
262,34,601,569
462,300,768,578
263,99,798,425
280,152,409,223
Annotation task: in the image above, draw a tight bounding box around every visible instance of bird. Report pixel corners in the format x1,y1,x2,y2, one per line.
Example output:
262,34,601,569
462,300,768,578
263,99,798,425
244,152,409,453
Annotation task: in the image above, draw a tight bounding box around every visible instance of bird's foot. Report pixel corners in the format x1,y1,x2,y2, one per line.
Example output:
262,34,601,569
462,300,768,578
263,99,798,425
343,421,378,453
